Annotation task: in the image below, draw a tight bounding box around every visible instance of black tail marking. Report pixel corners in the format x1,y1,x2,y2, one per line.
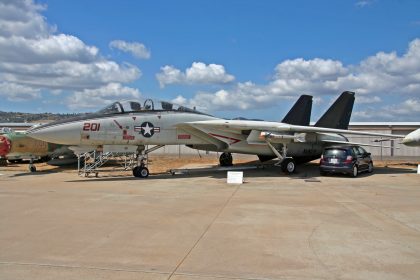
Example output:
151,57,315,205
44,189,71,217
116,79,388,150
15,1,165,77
281,94,313,126
315,91,355,129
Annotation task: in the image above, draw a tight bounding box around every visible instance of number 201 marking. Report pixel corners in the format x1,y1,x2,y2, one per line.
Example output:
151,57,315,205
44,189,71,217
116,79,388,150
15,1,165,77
83,123,101,131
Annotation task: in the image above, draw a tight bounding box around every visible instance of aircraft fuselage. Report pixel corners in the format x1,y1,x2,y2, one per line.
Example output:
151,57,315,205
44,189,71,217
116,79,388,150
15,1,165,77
28,110,346,159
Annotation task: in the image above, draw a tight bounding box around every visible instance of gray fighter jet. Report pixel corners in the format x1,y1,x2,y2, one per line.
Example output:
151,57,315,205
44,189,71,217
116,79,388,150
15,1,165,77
27,91,406,177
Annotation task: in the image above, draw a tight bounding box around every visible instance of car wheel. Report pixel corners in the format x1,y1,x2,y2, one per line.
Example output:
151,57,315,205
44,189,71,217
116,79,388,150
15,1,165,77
368,162,373,173
320,170,326,176
351,165,358,178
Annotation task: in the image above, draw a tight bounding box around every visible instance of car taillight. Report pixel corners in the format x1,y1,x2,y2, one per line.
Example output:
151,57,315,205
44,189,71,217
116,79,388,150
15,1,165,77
320,154,325,164
344,155,353,163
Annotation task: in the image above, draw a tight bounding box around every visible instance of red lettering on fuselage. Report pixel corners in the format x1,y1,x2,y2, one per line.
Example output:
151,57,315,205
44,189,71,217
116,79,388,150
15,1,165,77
83,123,101,131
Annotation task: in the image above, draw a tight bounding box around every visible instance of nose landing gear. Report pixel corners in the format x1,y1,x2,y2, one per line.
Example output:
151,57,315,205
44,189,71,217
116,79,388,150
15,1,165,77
133,165,149,178
132,145,164,178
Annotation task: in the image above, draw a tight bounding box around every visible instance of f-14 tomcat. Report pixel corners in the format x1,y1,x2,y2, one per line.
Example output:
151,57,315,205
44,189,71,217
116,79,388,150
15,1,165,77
27,91,406,178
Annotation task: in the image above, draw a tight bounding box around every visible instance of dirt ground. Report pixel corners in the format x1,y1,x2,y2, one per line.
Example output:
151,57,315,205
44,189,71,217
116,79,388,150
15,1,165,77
0,154,418,175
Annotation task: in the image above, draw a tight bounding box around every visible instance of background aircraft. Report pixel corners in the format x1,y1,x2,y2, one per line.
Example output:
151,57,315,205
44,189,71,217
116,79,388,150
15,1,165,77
27,91,407,177
0,131,74,172
401,128,420,147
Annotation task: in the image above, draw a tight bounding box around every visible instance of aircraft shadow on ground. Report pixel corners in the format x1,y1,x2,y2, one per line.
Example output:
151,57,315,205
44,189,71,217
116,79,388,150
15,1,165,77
5,160,416,181
63,162,417,183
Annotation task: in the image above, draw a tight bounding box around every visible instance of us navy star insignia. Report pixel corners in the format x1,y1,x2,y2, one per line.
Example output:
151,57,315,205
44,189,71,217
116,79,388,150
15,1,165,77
139,122,154,138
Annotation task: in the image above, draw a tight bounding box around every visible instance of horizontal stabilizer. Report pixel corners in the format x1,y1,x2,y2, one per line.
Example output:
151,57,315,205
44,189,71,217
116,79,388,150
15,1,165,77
322,139,396,149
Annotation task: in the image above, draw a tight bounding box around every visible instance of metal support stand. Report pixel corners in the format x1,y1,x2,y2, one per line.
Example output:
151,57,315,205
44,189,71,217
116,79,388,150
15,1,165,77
77,145,165,178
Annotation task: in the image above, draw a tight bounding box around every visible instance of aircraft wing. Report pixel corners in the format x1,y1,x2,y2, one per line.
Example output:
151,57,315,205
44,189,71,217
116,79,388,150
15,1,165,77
321,140,395,148
182,120,406,140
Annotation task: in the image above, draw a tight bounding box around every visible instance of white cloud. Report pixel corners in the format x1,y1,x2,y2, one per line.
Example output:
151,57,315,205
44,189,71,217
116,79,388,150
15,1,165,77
172,95,187,105
156,65,184,88
354,98,420,121
67,83,141,110
156,62,235,88
0,82,41,101
178,38,420,121
357,96,381,104
0,0,141,104
0,0,52,38
355,1,374,8
109,40,151,59
274,58,348,81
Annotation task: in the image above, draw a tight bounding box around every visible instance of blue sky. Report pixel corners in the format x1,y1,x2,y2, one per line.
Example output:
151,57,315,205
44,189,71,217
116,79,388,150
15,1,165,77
0,0,419,121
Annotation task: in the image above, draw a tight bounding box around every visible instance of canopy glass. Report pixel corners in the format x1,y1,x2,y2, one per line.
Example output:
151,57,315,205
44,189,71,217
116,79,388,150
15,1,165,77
97,99,207,115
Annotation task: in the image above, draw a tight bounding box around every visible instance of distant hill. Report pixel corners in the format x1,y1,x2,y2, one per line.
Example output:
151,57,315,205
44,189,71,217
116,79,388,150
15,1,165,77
0,111,83,123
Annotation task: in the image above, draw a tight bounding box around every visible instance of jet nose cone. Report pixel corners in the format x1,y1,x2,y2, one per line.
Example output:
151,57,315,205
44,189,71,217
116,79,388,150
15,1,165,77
401,129,420,147
402,136,418,146
0,135,11,156
401,137,412,145
27,123,81,145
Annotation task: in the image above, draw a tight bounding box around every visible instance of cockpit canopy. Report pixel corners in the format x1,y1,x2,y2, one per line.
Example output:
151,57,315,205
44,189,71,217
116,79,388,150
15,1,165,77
97,99,207,115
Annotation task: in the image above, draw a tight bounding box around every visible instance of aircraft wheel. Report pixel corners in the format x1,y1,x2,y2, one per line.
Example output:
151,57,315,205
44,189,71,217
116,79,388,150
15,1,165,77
132,166,140,177
219,152,233,167
133,166,149,178
351,165,358,178
139,167,149,178
29,165,36,172
281,158,296,174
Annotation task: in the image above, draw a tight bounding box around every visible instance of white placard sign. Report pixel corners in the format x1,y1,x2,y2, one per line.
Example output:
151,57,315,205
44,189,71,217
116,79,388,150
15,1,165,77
417,164,420,175
227,171,243,184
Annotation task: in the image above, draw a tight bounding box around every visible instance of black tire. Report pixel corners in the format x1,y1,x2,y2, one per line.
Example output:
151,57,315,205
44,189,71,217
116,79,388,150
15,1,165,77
281,158,296,174
368,162,374,173
132,166,140,177
29,165,36,172
139,167,149,178
351,165,358,178
133,166,149,178
219,152,233,167
320,170,326,176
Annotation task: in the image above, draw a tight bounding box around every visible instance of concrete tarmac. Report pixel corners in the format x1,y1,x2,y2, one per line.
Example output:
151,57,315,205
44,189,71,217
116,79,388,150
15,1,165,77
1,163,420,280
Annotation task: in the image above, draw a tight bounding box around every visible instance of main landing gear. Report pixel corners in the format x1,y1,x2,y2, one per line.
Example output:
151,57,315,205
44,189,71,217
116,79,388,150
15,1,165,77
280,157,296,174
219,152,233,167
265,141,296,174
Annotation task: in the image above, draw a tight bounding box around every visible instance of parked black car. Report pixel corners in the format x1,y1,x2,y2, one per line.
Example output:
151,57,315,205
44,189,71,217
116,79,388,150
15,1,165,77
319,145,373,177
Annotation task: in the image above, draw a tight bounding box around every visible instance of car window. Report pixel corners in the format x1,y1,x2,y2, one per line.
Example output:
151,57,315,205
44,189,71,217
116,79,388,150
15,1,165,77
352,147,358,156
324,149,347,158
357,147,366,155
353,147,362,156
